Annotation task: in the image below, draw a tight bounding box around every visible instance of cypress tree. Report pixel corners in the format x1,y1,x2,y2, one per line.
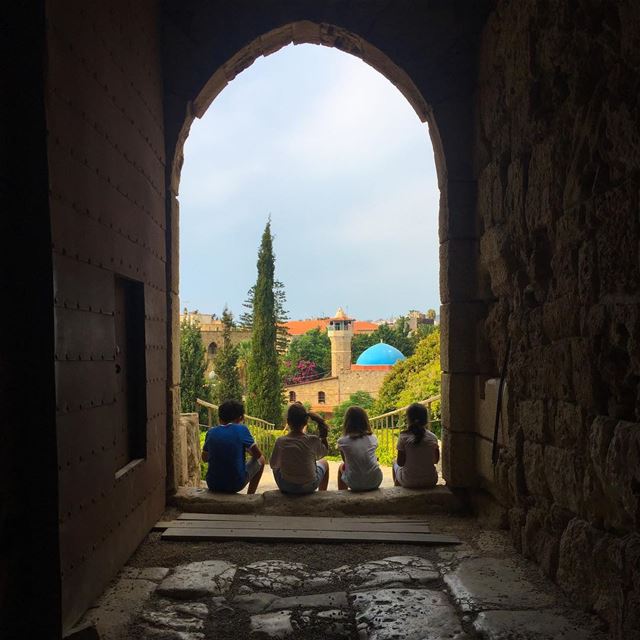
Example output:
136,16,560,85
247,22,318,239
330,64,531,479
245,220,283,425
240,279,290,353
211,307,242,404
179,319,208,412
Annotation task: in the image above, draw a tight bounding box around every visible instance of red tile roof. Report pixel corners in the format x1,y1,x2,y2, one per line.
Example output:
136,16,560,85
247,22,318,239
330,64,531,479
284,319,379,336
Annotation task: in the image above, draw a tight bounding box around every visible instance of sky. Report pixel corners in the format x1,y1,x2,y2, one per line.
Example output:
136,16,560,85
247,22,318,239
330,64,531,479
179,43,440,321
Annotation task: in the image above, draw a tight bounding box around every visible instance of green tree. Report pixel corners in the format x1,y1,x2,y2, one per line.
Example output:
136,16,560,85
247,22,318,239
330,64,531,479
180,319,208,412
240,279,290,353
236,339,252,391
283,328,331,378
211,307,242,404
246,220,283,425
374,328,441,415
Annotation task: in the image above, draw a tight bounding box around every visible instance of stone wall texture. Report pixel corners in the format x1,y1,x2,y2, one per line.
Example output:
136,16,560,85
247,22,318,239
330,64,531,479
477,1,640,637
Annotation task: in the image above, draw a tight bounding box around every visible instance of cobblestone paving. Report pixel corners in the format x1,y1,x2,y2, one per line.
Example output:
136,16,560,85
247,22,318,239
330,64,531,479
86,526,608,640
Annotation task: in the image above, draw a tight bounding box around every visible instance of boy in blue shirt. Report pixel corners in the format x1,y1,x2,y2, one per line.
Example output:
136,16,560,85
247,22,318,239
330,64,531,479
201,399,265,493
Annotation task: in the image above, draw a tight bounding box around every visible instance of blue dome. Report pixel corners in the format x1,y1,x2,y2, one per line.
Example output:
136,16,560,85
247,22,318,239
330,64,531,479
356,342,406,366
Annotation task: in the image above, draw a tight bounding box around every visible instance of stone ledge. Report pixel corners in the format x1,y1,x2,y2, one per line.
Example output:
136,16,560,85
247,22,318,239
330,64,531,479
170,486,464,516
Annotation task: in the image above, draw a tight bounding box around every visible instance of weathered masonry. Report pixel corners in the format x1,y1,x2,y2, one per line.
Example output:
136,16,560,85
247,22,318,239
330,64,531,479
1,1,639,639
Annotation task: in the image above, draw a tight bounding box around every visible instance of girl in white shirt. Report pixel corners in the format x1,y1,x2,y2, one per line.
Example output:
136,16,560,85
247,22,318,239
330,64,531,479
393,403,439,489
337,406,383,492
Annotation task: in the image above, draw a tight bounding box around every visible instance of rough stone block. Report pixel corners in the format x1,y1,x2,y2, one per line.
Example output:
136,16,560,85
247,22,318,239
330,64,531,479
440,238,484,303
261,486,463,516
523,441,550,499
557,519,597,607
250,611,293,638
267,592,348,611
570,338,601,411
519,399,546,443
441,428,478,488
604,420,640,529
157,561,236,599
170,487,265,513
441,373,476,433
440,301,492,374
543,446,583,513
479,225,514,297
81,578,158,640
444,557,556,612
439,179,478,242
351,588,469,640
473,610,598,640
542,296,580,341
552,401,585,448
522,508,559,579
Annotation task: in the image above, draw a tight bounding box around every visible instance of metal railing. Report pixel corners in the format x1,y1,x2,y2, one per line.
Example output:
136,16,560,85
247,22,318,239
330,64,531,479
368,395,441,463
195,398,281,459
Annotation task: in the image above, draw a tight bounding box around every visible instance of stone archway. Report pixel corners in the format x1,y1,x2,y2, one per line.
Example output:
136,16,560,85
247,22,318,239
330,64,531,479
163,8,494,493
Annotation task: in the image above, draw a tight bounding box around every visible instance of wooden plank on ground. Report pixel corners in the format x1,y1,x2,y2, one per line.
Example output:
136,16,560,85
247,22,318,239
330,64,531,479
156,519,431,534
177,513,429,525
161,527,460,545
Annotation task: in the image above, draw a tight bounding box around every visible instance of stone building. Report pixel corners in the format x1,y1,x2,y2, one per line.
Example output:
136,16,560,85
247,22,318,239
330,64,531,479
3,2,640,638
284,308,405,412
180,308,251,373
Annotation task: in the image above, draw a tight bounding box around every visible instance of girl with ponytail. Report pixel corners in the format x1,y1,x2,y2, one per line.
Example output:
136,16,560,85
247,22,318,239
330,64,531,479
392,402,439,488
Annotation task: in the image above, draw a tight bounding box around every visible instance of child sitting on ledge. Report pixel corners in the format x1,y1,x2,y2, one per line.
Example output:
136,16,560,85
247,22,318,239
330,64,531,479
337,406,383,492
201,399,265,494
393,402,439,489
270,403,330,494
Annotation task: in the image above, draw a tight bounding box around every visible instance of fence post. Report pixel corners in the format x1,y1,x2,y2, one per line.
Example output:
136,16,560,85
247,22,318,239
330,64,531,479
207,407,212,427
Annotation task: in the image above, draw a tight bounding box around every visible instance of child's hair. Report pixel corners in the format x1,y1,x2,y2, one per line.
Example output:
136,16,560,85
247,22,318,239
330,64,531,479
218,399,245,424
287,402,309,431
405,402,428,444
343,406,372,438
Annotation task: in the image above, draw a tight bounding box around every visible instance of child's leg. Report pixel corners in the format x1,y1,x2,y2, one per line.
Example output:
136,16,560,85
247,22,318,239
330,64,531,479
317,459,330,491
337,462,348,490
246,458,265,494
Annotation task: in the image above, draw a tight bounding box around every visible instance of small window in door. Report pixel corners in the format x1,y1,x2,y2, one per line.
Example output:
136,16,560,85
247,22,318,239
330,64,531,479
114,277,147,472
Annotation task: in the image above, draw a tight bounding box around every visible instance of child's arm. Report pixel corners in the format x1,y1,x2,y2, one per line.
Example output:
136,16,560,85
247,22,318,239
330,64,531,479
248,443,266,466
308,412,329,451
396,434,406,467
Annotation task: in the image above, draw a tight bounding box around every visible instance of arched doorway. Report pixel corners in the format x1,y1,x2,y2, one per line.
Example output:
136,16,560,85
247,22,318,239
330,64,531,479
164,17,491,492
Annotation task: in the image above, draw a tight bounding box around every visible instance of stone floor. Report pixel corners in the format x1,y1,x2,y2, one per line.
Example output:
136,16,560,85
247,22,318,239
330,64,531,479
81,511,608,640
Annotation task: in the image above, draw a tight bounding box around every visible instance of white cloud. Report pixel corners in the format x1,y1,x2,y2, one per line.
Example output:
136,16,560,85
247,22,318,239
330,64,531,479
280,54,429,177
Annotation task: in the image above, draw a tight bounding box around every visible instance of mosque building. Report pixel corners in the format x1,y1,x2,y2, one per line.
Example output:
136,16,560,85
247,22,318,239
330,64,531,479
284,308,406,414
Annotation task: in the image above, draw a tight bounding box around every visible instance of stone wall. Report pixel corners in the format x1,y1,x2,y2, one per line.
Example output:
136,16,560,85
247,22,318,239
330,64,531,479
285,370,389,412
176,414,202,487
285,377,340,410
477,1,640,636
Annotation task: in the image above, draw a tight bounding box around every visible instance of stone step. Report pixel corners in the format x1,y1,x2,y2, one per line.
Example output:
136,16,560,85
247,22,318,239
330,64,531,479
170,486,464,516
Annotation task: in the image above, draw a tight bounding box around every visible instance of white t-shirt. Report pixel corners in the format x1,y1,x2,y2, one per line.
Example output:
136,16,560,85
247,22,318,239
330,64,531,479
270,433,327,485
338,434,380,478
396,430,439,488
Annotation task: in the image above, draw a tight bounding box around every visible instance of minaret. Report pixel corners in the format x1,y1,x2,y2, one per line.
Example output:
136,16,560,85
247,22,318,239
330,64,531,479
327,307,354,377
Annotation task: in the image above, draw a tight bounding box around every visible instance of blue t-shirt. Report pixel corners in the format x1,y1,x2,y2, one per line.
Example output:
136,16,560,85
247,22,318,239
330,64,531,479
203,423,255,492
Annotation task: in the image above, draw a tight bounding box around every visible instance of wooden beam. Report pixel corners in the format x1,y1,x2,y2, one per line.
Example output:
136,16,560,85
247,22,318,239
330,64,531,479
161,527,460,545
157,519,431,533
